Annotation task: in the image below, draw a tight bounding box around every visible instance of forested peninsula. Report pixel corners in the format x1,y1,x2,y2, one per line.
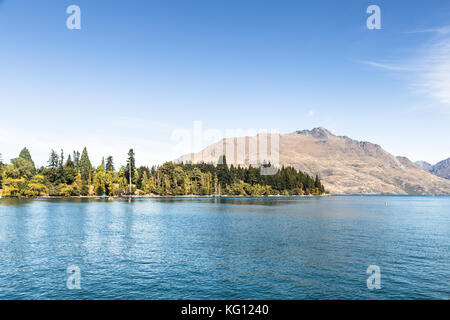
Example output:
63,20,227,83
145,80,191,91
0,148,327,198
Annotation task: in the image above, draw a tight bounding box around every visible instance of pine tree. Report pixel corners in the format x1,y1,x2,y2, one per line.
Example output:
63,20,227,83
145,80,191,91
105,156,114,172
18,147,36,172
45,150,59,183
125,149,136,187
57,149,66,184
137,166,150,190
79,148,92,181
72,151,81,170
64,155,77,185
79,147,92,195
217,155,231,187
0,153,3,188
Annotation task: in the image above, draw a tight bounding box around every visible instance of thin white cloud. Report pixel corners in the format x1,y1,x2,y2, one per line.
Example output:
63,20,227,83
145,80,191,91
358,60,417,72
407,26,450,35
359,32,450,107
415,40,450,106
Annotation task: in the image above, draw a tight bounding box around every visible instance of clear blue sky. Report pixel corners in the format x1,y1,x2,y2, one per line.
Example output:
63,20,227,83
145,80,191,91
1,0,449,167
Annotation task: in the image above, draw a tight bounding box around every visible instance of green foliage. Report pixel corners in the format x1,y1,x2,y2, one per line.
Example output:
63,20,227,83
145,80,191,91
24,175,48,197
44,149,59,183
79,147,92,182
19,147,35,165
2,177,27,197
136,166,150,189
105,171,118,196
0,153,4,188
72,151,81,170
18,147,36,171
105,156,114,172
11,157,35,179
0,148,326,198
58,149,66,184
1,165,27,197
144,159,324,197
58,184,75,197
79,147,92,195
11,147,36,179
94,163,106,196
125,149,136,186
64,155,77,185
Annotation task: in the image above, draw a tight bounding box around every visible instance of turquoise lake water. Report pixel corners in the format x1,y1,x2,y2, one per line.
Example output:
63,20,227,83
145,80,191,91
0,196,449,299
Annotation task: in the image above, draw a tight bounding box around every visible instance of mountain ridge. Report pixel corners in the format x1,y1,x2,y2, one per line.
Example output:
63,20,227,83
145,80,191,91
415,160,433,172
430,158,450,180
415,158,450,180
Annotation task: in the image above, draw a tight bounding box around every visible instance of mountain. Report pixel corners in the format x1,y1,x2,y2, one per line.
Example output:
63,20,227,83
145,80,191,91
415,158,450,180
414,160,433,172
175,127,450,194
430,158,450,180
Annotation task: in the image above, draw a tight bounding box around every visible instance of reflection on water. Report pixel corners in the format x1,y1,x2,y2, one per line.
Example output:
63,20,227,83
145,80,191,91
0,196,449,299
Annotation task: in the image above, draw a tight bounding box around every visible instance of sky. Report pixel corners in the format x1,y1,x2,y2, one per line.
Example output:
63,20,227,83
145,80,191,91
0,0,449,167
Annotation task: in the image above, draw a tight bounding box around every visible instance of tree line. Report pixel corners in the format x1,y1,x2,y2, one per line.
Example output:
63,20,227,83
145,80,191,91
0,148,326,197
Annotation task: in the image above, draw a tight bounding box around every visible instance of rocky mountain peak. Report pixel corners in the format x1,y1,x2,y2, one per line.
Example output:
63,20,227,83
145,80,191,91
430,158,450,180
296,127,334,139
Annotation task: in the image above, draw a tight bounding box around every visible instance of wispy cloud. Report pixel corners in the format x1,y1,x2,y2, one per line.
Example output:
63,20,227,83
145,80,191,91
416,40,450,105
358,60,417,72
360,30,450,107
407,26,450,35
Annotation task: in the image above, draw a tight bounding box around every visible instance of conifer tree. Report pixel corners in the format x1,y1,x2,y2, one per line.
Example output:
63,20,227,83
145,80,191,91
64,154,77,185
73,151,81,170
105,156,114,172
125,149,136,186
18,147,35,172
79,147,92,195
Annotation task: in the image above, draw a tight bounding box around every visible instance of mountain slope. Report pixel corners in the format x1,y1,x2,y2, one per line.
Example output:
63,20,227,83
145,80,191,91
414,160,433,172
430,158,450,180
175,127,450,194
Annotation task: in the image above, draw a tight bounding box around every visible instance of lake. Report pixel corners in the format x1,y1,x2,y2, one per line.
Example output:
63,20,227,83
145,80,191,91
0,196,449,299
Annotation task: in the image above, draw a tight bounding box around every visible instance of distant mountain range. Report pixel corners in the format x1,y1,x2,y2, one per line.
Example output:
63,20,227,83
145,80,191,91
414,160,434,172
176,127,450,195
415,158,450,180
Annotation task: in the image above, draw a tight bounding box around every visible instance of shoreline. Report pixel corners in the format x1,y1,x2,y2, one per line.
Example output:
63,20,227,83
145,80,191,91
1,194,448,200
0,194,330,200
